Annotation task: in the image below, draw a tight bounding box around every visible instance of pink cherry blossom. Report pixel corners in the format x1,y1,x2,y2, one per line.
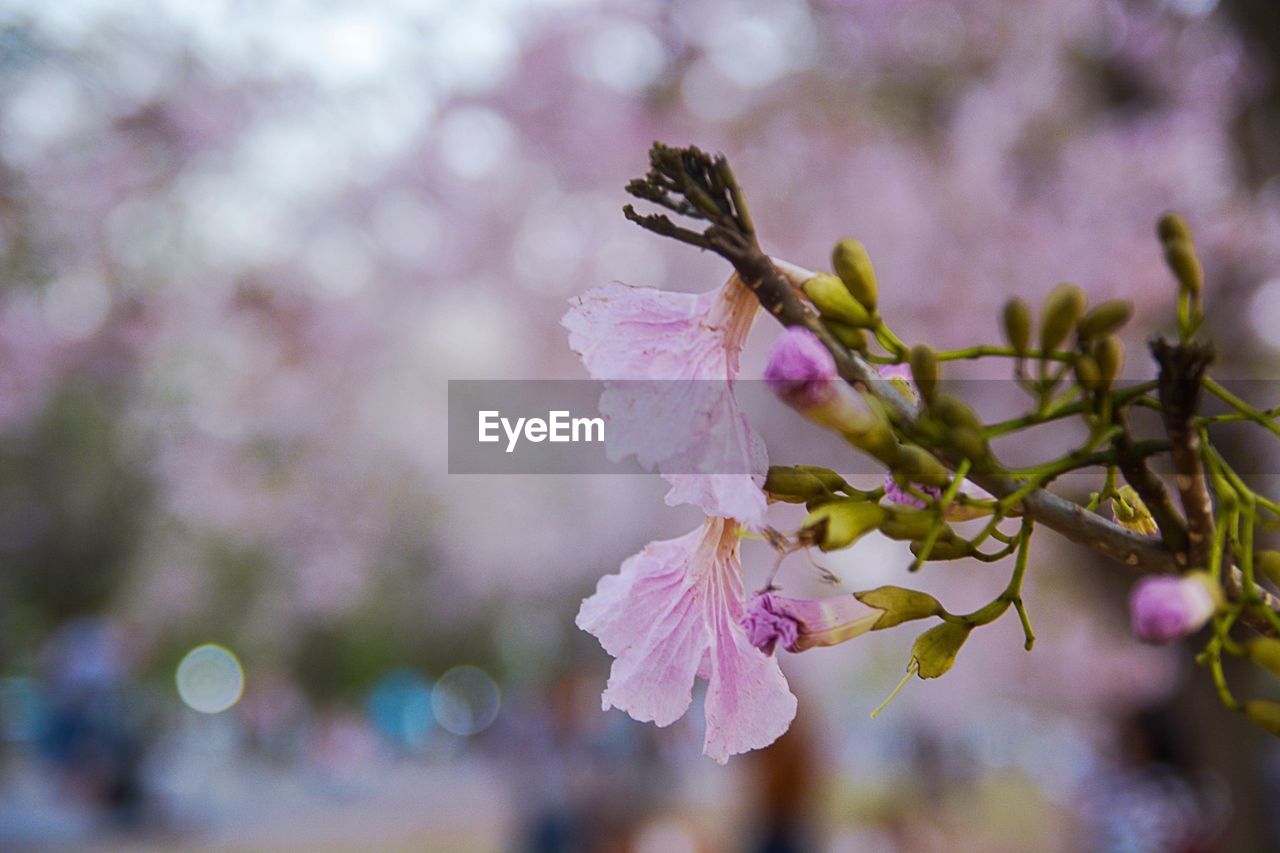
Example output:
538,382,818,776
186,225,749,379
563,275,767,526
576,518,796,763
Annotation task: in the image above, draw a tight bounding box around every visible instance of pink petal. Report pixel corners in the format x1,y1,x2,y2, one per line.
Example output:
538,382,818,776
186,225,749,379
576,528,709,726
576,519,796,760
563,277,767,524
701,573,797,763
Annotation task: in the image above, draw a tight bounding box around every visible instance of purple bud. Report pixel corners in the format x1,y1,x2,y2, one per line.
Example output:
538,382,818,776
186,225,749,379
764,327,837,408
1129,575,1216,644
742,593,801,656
883,474,941,508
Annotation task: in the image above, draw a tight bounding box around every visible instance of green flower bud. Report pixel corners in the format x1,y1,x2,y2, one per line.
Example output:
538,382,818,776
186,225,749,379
1244,699,1280,738
1074,354,1102,392
802,499,887,552
1039,283,1086,352
803,274,873,327
893,444,951,488
879,509,935,541
1002,298,1031,354
854,586,944,630
1246,637,1280,680
930,392,983,432
1157,212,1192,246
909,344,939,403
911,621,972,678
1092,335,1125,386
764,465,847,503
1163,240,1203,297
1077,300,1134,340
910,528,971,561
825,319,868,351
1257,550,1280,587
832,239,878,311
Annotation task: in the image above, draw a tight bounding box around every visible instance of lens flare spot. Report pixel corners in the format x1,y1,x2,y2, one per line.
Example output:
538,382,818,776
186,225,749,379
176,644,245,714
431,665,500,736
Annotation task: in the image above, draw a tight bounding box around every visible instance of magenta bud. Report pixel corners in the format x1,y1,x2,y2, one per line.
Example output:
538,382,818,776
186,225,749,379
764,327,838,409
1129,574,1216,644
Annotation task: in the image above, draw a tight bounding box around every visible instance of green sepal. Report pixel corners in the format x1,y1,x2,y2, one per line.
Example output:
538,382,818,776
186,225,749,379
764,465,849,503
879,509,935,541
855,586,944,630
892,445,951,489
802,499,887,552
911,621,972,678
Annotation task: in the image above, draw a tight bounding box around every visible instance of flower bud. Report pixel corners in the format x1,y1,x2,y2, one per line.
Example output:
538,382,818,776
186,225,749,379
893,444,950,488
767,328,887,438
1077,300,1133,340
802,274,872,327
909,344,939,403
1245,700,1280,737
1129,573,1217,644
1092,335,1125,386
764,465,847,503
854,586,944,630
1002,298,1031,354
825,319,868,351
1163,240,1203,297
1111,485,1158,536
1245,637,1280,679
802,499,887,551
879,508,935,541
1074,354,1102,392
911,621,972,678
1257,550,1280,587
910,528,970,560
930,392,983,432
742,591,881,655
1157,212,1192,246
766,327,838,408
831,239,878,311
1039,283,1086,352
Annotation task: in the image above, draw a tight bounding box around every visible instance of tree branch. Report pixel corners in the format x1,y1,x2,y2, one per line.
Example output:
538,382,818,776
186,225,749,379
622,143,1278,634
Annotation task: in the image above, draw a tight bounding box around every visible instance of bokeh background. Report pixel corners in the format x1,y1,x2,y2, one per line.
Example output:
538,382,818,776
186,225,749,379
2,0,1280,850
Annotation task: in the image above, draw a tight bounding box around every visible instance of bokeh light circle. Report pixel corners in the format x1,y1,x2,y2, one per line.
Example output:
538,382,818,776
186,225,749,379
175,644,245,714
431,665,500,736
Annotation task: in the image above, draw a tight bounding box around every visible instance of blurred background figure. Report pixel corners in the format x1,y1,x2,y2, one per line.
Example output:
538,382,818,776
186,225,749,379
0,0,1278,848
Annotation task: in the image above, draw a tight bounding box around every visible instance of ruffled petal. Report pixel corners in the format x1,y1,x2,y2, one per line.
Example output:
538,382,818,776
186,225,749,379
576,519,796,760
702,570,797,763
576,530,707,726
563,277,766,524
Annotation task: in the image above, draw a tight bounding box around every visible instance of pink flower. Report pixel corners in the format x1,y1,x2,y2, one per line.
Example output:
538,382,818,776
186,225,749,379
563,276,767,526
576,518,797,763
742,591,881,655
1129,575,1217,644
